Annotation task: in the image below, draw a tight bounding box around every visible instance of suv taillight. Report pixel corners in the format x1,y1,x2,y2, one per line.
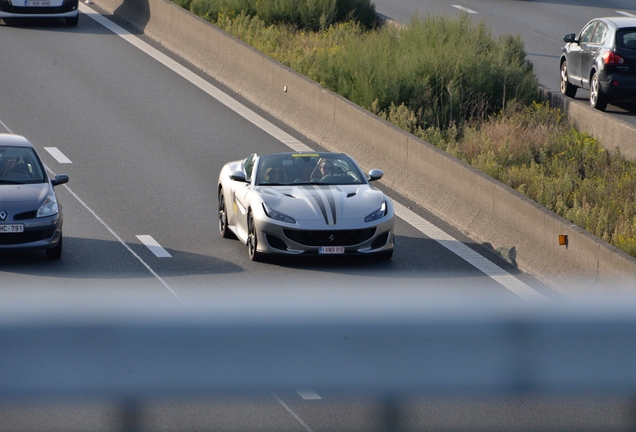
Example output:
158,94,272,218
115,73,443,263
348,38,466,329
603,51,625,65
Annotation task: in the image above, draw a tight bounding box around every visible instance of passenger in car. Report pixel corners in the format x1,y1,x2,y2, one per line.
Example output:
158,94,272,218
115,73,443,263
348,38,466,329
263,166,287,184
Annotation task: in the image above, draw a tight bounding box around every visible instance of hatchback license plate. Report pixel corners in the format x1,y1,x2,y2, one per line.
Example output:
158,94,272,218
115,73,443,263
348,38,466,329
319,246,344,254
0,224,24,233
26,0,50,5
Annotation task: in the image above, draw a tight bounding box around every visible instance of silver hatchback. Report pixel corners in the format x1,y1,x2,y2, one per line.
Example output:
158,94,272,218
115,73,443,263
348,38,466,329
0,134,68,259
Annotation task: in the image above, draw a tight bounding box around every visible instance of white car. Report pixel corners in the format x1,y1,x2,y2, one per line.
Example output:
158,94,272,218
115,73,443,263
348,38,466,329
1,0,78,26
218,152,395,261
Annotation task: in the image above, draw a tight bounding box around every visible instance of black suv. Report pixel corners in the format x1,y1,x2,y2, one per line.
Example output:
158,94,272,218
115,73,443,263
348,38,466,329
560,17,636,111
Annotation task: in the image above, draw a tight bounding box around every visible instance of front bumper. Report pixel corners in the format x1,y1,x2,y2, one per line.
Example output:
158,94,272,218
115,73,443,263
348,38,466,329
254,215,395,257
0,0,78,18
0,212,63,251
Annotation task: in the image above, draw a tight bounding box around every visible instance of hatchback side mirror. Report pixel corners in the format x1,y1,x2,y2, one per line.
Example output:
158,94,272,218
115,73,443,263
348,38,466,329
563,33,576,43
51,174,69,186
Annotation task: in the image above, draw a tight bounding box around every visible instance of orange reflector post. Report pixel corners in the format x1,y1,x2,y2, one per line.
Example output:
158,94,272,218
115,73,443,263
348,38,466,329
558,234,568,246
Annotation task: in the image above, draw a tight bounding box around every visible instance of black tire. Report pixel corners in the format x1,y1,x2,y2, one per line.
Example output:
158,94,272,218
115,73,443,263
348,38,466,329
247,211,262,262
560,60,577,98
590,72,608,111
46,235,63,260
65,15,78,26
218,188,233,239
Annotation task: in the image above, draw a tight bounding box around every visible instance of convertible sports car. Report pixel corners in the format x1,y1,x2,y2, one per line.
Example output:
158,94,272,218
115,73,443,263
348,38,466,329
217,152,394,261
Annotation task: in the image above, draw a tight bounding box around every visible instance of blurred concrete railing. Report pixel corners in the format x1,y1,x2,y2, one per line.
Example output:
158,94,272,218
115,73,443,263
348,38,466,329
3,291,636,431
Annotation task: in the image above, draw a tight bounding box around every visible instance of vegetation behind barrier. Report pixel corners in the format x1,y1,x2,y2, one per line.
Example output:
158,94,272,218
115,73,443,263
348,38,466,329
172,1,636,259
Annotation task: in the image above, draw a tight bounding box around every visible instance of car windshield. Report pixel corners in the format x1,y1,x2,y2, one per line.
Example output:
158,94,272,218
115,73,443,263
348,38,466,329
256,153,366,186
0,147,46,184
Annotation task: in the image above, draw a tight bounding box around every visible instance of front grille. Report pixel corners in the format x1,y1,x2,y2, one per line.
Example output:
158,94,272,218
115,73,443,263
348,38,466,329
283,228,376,247
13,210,37,221
0,229,54,245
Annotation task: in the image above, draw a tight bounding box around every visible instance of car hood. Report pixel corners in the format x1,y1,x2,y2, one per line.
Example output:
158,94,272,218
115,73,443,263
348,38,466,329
0,184,49,213
257,184,385,225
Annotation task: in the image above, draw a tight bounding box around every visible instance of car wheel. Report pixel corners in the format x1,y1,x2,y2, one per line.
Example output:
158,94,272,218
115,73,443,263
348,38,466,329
247,211,262,262
560,61,577,98
65,15,78,26
590,72,608,111
218,188,233,239
46,235,63,260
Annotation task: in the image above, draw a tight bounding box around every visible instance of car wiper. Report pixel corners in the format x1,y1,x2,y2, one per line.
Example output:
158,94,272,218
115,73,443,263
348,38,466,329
0,179,25,185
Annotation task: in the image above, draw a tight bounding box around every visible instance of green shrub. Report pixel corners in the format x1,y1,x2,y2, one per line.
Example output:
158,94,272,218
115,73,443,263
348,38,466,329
186,0,376,31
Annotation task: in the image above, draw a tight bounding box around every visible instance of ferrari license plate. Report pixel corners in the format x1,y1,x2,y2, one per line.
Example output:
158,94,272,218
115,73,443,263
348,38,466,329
26,0,50,5
0,224,24,233
319,246,344,254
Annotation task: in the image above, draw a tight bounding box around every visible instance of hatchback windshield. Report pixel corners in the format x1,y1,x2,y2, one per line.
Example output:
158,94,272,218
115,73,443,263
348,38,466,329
0,147,46,184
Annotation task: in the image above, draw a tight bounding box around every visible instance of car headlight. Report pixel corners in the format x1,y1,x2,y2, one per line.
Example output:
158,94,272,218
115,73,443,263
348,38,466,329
262,203,296,223
364,201,387,222
37,192,59,218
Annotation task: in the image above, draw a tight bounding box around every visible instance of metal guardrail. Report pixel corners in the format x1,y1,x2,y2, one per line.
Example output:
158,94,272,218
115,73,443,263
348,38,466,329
3,288,636,431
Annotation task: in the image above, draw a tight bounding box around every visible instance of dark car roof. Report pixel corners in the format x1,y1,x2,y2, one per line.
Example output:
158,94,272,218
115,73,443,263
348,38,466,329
0,134,33,149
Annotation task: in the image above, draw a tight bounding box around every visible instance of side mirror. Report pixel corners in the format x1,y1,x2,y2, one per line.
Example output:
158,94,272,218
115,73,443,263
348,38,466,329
51,174,69,186
563,33,576,44
368,169,384,181
230,171,247,182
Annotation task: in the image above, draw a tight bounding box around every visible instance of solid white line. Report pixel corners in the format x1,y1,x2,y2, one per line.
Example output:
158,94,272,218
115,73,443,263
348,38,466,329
272,393,315,432
393,201,543,299
452,5,478,14
136,235,172,258
297,390,322,400
44,147,73,164
81,4,543,299
79,3,313,153
617,11,636,17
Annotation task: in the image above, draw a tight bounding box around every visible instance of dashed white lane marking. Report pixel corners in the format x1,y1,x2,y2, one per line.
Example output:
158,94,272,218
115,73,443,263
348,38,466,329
272,393,315,432
1,118,180,302
136,235,172,258
297,390,322,400
617,11,636,17
393,201,544,300
44,147,72,164
60,182,181,301
81,3,544,300
452,5,478,14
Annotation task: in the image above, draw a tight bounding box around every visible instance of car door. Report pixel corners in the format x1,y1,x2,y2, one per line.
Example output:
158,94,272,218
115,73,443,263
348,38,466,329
233,154,257,242
580,21,609,89
568,21,597,86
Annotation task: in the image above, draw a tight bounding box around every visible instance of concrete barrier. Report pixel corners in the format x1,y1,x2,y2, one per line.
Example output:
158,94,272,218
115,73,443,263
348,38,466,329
91,0,636,293
539,87,636,161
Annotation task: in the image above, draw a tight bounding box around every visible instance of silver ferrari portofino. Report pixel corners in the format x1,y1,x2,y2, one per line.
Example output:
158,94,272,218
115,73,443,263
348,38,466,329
217,152,394,261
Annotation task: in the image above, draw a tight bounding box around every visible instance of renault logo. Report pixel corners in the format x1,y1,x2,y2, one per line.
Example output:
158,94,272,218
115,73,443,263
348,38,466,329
0,210,6,221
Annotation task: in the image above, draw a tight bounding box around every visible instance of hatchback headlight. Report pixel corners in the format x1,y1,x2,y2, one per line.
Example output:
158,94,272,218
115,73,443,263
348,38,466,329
37,192,59,218
365,201,387,222
262,203,296,223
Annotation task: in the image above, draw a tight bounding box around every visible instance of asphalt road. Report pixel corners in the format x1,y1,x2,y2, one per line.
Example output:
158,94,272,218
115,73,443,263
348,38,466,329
0,4,630,431
373,0,636,120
